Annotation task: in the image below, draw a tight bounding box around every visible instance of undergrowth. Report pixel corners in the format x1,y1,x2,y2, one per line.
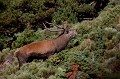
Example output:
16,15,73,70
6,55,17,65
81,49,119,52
0,1,120,79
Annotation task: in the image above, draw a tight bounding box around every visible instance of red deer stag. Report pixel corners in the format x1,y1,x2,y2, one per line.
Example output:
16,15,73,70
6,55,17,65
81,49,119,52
14,22,77,68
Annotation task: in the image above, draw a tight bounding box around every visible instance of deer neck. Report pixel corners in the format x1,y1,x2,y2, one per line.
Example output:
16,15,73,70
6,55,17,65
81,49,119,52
53,34,71,52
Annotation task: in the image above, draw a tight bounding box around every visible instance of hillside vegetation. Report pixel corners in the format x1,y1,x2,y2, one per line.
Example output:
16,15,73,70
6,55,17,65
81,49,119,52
0,0,120,79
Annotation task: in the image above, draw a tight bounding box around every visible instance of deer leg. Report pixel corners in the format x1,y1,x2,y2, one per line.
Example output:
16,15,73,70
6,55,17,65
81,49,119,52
18,56,27,68
17,52,27,68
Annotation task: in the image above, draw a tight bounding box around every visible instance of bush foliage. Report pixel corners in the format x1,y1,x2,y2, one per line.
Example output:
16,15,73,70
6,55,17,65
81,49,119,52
0,0,120,79
0,0,109,50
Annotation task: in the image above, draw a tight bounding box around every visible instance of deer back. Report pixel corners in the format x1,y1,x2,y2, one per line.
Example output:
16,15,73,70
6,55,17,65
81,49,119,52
18,40,57,56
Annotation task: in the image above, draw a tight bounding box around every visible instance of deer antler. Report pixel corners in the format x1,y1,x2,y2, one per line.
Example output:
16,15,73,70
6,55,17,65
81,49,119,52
43,21,70,34
42,23,64,32
45,21,64,29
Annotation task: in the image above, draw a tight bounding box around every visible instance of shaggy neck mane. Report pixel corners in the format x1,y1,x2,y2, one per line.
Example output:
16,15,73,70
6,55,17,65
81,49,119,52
53,34,70,52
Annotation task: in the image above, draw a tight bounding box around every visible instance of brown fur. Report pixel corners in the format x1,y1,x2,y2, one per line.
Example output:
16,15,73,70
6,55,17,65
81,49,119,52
14,28,77,68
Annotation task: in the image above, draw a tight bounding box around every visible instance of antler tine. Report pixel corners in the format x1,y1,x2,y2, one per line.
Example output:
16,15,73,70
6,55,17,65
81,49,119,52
45,21,53,25
42,23,63,32
45,21,64,29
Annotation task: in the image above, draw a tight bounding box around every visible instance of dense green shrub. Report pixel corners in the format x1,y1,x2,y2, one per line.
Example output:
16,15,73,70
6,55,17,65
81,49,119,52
0,0,109,32
52,7,78,24
0,0,54,37
0,35,13,50
0,0,110,50
0,0,120,79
